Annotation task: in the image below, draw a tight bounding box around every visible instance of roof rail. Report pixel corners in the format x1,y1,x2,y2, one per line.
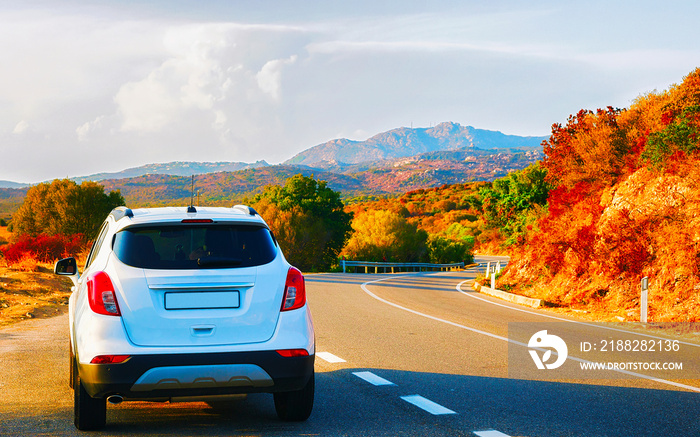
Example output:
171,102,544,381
110,206,134,221
232,204,258,216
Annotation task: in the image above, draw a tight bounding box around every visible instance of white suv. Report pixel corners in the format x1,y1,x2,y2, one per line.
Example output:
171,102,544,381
55,205,315,430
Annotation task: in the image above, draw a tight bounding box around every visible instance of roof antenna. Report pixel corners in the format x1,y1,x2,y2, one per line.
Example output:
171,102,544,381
187,175,196,213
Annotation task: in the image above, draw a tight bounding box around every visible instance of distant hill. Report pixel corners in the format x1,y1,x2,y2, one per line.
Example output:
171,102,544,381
285,122,546,167
0,187,27,218
0,121,546,213
0,181,29,189
1,122,544,187
98,165,372,207
353,149,542,192
0,150,542,213
94,147,542,207
72,160,270,182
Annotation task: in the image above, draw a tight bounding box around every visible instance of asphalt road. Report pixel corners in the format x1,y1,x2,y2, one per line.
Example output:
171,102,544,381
1,256,699,436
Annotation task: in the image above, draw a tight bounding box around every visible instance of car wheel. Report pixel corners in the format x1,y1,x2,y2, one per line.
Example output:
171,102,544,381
73,358,106,430
273,372,314,421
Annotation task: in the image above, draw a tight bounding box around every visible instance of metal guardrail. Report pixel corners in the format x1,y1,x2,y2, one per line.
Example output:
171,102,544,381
340,260,464,274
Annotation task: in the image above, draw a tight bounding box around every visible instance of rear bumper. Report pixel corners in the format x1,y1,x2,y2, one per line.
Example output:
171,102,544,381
78,350,314,399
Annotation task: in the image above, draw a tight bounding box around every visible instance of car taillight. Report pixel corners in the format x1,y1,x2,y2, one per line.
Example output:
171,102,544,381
90,355,131,364
87,271,121,316
281,267,306,311
276,349,309,357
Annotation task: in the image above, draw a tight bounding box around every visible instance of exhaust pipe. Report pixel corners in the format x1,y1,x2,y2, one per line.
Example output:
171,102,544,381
107,395,123,404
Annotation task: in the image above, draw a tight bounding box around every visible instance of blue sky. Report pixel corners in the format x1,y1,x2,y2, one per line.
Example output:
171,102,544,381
1,0,698,183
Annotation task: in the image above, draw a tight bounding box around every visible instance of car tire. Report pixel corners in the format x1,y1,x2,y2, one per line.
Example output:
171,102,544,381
273,371,314,422
73,358,107,430
68,341,74,389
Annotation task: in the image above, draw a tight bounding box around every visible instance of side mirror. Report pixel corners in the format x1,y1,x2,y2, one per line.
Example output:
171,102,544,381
55,257,80,288
54,257,78,275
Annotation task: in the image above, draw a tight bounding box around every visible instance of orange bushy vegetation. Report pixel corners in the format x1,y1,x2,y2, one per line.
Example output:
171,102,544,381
0,233,87,266
342,183,489,263
0,227,83,325
499,68,700,322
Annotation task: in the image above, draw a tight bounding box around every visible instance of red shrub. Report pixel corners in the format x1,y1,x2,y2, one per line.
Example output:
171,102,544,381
0,233,86,264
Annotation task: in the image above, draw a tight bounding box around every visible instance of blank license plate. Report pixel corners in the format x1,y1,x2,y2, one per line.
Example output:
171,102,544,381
165,291,240,310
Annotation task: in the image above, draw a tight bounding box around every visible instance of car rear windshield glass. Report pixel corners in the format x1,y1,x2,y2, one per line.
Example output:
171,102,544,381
113,224,277,269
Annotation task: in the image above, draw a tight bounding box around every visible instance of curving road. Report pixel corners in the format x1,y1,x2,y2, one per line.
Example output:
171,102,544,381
1,256,699,436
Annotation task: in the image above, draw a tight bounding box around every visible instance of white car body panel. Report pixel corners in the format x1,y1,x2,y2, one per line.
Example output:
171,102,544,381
73,302,314,365
109,257,287,347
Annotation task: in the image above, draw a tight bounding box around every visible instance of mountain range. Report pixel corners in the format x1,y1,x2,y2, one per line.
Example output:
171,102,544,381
0,122,547,212
71,160,270,183
285,122,545,167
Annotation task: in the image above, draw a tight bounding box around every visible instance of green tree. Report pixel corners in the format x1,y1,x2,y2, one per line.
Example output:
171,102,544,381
642,104,700,169
11,179,125,241
251,174,352,271
479,162,552,245
427,235,473,264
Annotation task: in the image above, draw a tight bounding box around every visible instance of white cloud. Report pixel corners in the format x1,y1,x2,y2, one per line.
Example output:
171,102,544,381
115,69,184,132
76,116,106,142
0,9,165,122
1,1,699,183
109,24,309,135
256,55,298,100
213,110,227,130
112,25,223,132
306,39,557,59
12,120,29,134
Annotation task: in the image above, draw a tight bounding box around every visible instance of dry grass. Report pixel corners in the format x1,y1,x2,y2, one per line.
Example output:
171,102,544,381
0,226,75,326
0,262,74,326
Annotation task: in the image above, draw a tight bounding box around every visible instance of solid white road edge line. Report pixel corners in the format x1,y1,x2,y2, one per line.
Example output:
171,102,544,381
400,395,457,415
361,275,511,343
360,274,700,393
352,371,395,386
453,277,700,348
317,351,346,363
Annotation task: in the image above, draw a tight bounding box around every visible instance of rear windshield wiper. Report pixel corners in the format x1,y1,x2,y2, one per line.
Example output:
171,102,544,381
197,256,243,267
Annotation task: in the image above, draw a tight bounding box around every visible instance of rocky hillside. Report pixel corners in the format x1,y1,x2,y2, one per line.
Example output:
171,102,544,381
498,68,700,322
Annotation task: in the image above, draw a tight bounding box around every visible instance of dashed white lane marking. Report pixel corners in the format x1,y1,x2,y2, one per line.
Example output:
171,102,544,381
400,395,457,415
473,431,511,437
317,351,346,363
352,371,395,386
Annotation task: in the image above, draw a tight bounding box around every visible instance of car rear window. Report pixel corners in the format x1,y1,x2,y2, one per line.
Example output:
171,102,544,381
113,224,277,269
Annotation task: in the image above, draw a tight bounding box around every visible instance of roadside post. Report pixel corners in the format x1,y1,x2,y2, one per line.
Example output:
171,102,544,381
640,276,649,323
491,271,496,289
